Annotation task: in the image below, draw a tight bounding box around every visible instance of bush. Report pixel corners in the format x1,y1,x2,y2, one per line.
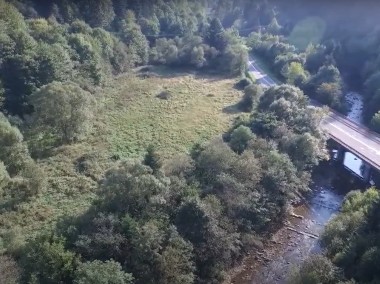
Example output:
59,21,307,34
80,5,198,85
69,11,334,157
74,260,133,284
20,236,78,283
229,125,255,154
0,255,21,284
239,84,263,112
156,90,172,100
234,77,252,90
287,255,341,284
144,145,162,173
370,111,380,133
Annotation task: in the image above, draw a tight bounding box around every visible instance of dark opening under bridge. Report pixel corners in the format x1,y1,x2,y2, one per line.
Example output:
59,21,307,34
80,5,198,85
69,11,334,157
248,58,380,183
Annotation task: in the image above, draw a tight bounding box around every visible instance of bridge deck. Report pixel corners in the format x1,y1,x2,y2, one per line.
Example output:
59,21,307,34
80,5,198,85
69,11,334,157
321,112,380,170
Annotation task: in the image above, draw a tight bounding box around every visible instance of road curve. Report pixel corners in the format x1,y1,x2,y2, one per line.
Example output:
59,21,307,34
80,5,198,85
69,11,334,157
248,58,380,171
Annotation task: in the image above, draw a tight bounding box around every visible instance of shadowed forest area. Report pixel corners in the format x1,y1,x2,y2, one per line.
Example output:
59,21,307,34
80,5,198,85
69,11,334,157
0,0,380,283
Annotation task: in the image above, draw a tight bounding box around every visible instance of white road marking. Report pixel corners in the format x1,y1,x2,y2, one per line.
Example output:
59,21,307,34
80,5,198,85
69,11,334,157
249,61,277,86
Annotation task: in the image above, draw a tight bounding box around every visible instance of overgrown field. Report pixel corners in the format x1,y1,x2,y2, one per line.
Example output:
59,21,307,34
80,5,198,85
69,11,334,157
0,71,243,237
103,70,243,158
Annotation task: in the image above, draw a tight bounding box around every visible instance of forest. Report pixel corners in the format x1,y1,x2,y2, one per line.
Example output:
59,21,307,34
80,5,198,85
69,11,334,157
225,0,380,127
0,0,379,283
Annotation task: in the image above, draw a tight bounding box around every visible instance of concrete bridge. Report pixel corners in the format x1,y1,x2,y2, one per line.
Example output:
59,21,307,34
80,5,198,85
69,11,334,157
248,58,380,183
321,111,380,182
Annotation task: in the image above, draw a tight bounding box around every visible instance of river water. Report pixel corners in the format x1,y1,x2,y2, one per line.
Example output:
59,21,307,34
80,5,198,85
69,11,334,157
342,92,366,178
229,93,366,284
230,164,360,284
252,165,366,284
345,92,363,124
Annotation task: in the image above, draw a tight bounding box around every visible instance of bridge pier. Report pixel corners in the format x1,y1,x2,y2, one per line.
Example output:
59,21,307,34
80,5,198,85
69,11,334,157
361,163,373,184
332,144,373,185
335,145,346,164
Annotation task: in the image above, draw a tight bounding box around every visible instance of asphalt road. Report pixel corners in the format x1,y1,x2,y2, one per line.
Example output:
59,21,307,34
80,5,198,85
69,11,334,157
248,58,380,171
248,59,277,87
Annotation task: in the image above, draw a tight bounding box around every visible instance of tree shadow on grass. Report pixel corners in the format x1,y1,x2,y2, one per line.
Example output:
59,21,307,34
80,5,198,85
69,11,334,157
27,132,66,160
136,65,235,82
223,102,243,114
137,65,195,79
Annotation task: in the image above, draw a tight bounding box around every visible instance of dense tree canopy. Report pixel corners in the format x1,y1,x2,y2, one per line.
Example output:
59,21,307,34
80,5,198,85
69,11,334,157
11,79,325,283
291,188,380,284
244,0,380,129
1,0,378,283
321,188,380,283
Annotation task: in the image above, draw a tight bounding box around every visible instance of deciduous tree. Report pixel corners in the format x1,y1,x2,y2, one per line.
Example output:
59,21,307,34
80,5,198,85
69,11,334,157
74,260,133,284
29,81,94,144
229,125,255,154
21,236,78,284
282,62,309,86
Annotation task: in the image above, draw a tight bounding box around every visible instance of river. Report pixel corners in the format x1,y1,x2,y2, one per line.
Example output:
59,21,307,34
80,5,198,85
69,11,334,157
228,92,367,284
229,163,362,284
342,92,367,178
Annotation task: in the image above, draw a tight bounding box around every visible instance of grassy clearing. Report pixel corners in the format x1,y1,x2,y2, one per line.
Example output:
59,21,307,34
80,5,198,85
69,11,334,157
0,69,243,236
102,69,243,159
